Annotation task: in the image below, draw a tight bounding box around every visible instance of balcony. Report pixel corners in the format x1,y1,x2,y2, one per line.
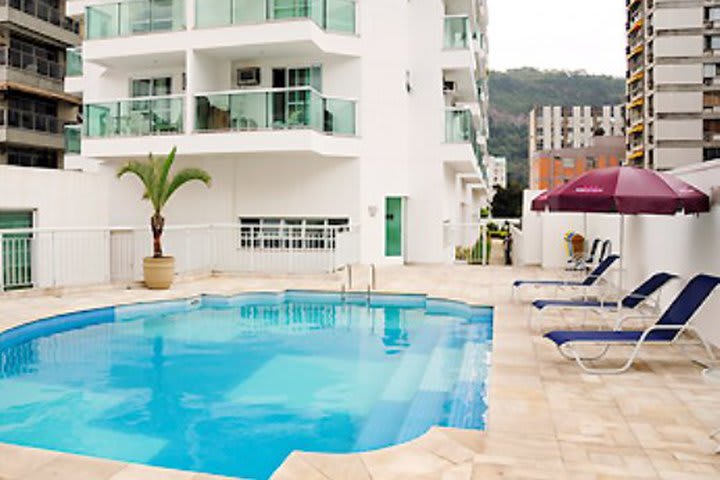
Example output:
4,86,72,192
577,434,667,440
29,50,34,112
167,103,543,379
85,0,186,40
444,15,470,49
0,47,66,95
196,87,356,136
196,0,356,34
64,124,80,154
0,107,65,149
0,0,80,45
65,47,82,77
443,108,483,174
84,95,184,138
83,0,360,66
82,90,359,159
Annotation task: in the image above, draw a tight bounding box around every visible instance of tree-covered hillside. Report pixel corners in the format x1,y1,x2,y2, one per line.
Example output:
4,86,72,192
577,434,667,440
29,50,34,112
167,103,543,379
487,68,625,186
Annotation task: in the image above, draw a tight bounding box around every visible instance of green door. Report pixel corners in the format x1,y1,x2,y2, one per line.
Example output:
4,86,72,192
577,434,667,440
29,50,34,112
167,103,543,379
385,197,403,257
0,211,33,290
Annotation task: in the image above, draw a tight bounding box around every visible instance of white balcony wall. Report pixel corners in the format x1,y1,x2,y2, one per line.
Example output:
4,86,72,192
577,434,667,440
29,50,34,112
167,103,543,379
654,64,702,85
654,35,703,58
654,91,702,114
653,7,703,30
655,147,703,170
656,119,702,141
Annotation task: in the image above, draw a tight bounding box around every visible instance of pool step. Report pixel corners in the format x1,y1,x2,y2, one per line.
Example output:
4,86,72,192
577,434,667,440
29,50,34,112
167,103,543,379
352,330,439,451
394,343,466,444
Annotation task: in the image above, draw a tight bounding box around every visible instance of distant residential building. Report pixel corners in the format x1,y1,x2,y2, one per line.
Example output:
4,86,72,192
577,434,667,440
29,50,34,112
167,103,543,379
530,136,625,190
0,0,80,169
528,105,624,162
486,156,507,189
625,0,720,169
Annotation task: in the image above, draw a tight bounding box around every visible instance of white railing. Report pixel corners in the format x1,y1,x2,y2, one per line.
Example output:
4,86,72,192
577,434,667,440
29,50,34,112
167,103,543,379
443,219,521,266
0,224,361,291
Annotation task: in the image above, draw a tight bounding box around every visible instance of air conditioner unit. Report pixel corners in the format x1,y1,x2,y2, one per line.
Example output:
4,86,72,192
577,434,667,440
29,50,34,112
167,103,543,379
443,81,457,94
236,67,261,87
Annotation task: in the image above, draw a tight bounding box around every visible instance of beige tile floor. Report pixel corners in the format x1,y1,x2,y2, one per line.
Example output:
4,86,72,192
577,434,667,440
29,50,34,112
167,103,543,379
0,265,718,479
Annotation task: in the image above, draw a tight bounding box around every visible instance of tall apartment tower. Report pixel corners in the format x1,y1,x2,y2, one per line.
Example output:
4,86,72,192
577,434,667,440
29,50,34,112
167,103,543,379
626,0,720,169
0,0,80,169
528,105,623,160
65,0,490,265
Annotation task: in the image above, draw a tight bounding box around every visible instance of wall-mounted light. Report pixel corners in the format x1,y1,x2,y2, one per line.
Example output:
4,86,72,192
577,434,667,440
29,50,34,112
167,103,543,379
405,70,412,93
368,205,378,217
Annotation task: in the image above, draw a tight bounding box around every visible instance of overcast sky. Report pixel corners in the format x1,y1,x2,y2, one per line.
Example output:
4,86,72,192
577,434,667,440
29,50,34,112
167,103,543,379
487,0,626,77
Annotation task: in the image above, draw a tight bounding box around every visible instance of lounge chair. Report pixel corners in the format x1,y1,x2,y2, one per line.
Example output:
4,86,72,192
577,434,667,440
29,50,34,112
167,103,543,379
512,254,620,301
567,238,600,272
529,272,677,329
599,239,612,263
543,274,720,374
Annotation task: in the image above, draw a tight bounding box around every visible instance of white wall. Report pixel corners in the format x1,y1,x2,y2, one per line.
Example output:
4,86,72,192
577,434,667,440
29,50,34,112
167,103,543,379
105,155,361,228
0,166,109,228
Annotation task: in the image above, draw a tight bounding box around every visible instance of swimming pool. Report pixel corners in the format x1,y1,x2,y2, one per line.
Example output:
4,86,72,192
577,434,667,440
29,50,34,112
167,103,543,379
0,292,492,479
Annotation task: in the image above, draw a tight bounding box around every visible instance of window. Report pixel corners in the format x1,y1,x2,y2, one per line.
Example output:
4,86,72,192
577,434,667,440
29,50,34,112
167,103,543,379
238,217,350,250
708,7,720,21
131,76,172,97
7,147,58,169
709,36,720,50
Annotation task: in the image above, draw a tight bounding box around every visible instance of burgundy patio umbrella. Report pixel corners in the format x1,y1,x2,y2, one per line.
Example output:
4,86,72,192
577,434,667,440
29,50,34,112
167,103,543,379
530,166,711,289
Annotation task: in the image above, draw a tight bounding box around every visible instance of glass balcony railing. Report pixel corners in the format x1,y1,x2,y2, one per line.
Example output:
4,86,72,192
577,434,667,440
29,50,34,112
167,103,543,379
64,124,81,153
445,108,483,167
66,47,82,77
86,0,186,40
196,0,356,34
444,16,470,49
84,96,184,137
195,87,356,136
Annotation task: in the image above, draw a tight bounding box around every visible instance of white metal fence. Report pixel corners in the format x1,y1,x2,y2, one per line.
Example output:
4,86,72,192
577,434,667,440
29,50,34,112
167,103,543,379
0,224,361,291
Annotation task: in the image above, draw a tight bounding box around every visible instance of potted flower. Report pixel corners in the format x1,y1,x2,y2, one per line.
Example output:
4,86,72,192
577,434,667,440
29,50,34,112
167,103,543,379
117,147,211,289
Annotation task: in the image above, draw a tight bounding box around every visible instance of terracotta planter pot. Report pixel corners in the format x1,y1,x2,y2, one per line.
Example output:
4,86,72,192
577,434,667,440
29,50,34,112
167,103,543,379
143,256,175,289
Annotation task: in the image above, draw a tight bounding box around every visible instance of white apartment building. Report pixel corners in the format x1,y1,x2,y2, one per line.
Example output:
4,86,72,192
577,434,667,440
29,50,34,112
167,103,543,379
528,105,624,161
626,0,720,169
486,156,506,189
59,0,491,267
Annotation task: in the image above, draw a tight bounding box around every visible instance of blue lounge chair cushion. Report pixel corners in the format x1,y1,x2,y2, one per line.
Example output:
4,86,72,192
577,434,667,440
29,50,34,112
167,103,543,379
544,330,677,346
513,255,619,289
532,299,612,310
532,272,676,311
621,272,677,309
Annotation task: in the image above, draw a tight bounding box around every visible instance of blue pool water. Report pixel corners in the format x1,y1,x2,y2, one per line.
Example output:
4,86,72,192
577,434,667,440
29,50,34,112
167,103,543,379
0,292,492,479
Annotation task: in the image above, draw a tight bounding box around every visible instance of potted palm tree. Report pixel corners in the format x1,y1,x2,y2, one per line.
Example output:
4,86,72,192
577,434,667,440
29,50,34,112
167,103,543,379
118,147,211,289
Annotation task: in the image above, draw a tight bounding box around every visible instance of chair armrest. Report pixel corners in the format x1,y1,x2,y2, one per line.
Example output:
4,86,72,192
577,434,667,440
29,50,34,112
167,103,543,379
614,313,659,330
637,324,685,343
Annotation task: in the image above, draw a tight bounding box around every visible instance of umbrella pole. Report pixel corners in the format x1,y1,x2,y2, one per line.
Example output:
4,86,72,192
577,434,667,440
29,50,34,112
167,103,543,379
619,215,625,294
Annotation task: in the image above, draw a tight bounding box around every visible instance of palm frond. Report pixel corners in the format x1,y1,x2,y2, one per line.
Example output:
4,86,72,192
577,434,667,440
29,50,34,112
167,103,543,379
118,148,210,214
156,147,177,206
163,167,212,207
117,161,158,209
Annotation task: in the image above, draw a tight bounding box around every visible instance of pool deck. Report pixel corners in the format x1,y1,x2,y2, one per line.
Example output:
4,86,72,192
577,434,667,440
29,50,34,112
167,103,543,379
0,265,718,479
